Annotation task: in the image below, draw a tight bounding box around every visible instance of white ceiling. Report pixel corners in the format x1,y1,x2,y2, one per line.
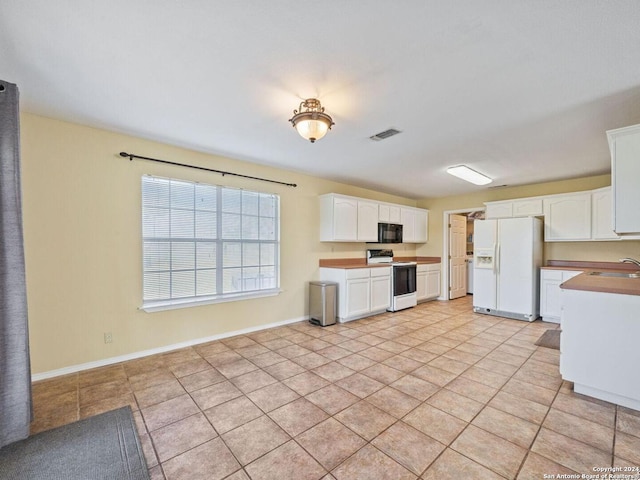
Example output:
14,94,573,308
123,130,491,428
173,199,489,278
2,1,640,198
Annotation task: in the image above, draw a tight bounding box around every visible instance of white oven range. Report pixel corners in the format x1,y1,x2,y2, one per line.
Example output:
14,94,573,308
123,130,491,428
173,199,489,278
367,249,417,312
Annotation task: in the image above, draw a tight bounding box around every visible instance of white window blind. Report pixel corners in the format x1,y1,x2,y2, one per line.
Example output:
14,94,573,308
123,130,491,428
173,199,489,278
142,175,280,310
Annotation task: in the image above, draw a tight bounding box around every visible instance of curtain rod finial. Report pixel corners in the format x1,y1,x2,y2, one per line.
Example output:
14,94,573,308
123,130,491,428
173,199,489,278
119,152,132,160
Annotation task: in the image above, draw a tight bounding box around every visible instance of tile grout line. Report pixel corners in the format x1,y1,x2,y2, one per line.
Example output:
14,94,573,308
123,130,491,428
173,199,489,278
416,316,542,479
33,297,636,480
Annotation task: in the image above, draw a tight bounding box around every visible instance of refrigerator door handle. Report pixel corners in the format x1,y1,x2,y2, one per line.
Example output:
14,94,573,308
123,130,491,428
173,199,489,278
493,243,499,274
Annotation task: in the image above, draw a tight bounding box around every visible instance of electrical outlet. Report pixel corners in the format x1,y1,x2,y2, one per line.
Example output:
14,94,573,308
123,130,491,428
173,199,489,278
104,332,113,344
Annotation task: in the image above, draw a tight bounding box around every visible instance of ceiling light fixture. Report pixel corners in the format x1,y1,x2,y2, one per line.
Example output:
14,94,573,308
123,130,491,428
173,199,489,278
289,98,334,143
446,165,493,185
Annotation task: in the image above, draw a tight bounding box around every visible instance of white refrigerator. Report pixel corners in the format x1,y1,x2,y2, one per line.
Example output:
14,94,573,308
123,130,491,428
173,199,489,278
473,217,543,321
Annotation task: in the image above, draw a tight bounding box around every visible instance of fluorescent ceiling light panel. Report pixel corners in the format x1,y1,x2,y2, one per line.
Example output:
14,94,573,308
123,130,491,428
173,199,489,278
446,165,492,185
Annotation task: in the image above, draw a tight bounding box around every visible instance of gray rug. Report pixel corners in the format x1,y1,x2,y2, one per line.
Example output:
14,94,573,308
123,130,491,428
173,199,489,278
0,406,149,480
535,329,560,350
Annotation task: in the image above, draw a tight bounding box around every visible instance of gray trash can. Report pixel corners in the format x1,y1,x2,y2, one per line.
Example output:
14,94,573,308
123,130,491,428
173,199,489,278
309,281,337,326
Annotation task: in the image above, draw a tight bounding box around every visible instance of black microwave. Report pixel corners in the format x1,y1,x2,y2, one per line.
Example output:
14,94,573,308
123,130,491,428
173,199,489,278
378,223,403,243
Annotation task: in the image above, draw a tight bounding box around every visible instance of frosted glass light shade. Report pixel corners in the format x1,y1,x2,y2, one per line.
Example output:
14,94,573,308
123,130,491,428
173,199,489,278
294,116,330,142
446,165,492,185
289,98,334,143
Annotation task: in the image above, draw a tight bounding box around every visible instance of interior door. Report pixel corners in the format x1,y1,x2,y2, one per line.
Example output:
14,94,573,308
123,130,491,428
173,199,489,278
449,214,467,299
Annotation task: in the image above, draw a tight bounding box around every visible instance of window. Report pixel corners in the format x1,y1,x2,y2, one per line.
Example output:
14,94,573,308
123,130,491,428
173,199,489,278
141,175,280,311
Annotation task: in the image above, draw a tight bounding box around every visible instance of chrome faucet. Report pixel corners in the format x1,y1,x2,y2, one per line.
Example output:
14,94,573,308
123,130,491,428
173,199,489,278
619,257,640,268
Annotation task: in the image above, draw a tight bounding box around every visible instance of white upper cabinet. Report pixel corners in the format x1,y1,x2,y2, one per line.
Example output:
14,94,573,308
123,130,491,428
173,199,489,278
591,187,620,240
485,198,543,219
379,204,401,223
401,207,428,243
543,192,592,241
319,194,378,242
485,202,513,219
357,200,379,242
320,193,429,243
513,198,544,217
401,208,416,242
414,209,428,243
320,194,358,241
608,124,640,235
487,188,623,242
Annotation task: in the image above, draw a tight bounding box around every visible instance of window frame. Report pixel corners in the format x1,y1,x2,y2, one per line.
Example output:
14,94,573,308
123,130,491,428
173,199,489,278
140,175,281,312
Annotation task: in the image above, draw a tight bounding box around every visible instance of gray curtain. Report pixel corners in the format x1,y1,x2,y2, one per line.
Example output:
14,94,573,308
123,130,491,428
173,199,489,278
0,80,32,448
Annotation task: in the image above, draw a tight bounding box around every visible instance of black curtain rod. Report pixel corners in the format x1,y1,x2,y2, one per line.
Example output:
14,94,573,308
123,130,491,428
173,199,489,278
118,152,297,188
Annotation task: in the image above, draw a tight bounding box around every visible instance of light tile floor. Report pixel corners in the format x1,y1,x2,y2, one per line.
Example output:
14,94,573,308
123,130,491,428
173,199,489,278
31,296,640,479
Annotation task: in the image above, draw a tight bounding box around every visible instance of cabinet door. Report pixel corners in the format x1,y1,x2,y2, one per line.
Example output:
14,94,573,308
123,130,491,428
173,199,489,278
540,270,582,323
378,204,389,222
346,278,370,318
389,206,401,223
401,208,416,243
370,275,391,311
540,271,562,322
485,202,513,219
591,187,619,240
416,271,428,301
333,197,358,241
610,126,640,234
543,193,592,241
513,199,543,217
426,269,441,299
414,209,428,243
357,200,379,242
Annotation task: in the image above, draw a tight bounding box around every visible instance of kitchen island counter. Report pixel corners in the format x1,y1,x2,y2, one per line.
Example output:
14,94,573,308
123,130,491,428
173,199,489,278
541,259,640,296
560,271,640,296
560,283,640,410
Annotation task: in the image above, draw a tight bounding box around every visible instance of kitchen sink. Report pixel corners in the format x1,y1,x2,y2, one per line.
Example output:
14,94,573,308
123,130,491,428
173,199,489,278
588,271,640,279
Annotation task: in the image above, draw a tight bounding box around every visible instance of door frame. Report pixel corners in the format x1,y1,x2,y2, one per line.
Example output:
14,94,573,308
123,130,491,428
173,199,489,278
441,206,485,300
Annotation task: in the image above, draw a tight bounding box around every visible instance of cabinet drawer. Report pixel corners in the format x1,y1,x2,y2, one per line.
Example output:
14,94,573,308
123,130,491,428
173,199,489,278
346,268,370,280
541,269,563,281
417,263,440,273
370,267,391,277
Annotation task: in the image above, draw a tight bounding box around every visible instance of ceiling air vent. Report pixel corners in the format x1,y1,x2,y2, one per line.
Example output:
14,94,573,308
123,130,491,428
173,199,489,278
370,128,401,141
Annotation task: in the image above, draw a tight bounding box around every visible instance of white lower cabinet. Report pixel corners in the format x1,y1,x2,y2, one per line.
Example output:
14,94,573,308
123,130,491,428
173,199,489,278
370,268,392,312
539,269,582,323
561,288,640,410
417,263,441,302
345,276,371,319
320,266,391,322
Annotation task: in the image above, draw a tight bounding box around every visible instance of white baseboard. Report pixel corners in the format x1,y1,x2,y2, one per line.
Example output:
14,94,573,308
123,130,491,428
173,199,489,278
32,315,308,382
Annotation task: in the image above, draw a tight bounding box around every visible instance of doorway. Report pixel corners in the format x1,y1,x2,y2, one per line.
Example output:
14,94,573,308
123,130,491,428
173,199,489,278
442,208,485,300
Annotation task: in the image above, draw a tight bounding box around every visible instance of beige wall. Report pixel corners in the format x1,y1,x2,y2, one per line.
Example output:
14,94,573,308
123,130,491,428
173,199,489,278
21,113,418,374
23,113,638,375
416,175,640,263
